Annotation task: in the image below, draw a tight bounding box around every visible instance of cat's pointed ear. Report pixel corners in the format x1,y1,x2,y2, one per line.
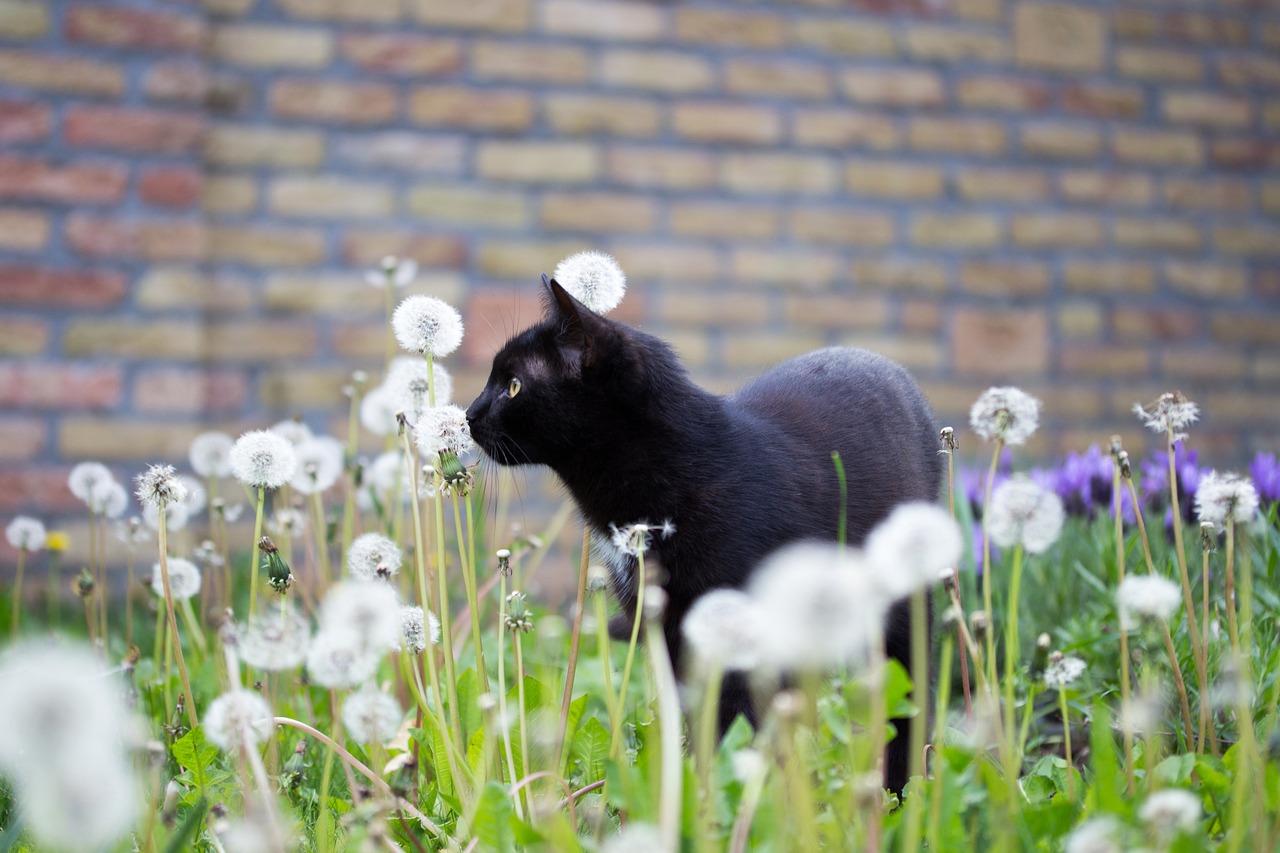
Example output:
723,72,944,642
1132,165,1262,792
544,275,605,368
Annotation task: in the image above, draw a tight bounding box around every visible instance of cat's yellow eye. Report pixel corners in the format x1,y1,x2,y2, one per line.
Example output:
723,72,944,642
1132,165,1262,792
508,377,522,398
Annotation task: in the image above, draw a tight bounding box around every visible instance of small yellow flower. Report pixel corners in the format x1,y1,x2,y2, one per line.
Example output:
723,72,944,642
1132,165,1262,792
46,531,71,552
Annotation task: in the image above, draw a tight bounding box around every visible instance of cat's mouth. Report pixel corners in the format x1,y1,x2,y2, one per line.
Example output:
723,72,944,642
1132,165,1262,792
465,418,524,467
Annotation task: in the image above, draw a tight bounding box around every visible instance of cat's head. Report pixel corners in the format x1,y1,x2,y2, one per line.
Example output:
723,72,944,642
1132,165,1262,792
466,276,673,468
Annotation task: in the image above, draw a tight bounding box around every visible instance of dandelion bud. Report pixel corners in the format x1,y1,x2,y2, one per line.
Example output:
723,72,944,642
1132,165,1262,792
497,549,512,577
970,610,989,643
281,741,308,791
1029,634,1052,678
941,603,964,627
1200,521,1216,552
1108,435,1124,458
74,568,95,599
258,536,293,594
504,591,534,633
939,426,957,453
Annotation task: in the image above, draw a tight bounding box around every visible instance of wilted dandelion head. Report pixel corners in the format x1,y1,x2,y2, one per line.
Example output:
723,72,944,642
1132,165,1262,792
1195,470,1259,526
341,684,403,745
553,251,627,315
865,501,962,599
392,295,464,358
610,519,675,557
347,532,403,582
134,464,189,511
987,475,1065,554
318,580,402,653
1042,653,1087,690
1064,817,1124,853
1117,574,1181,631
239,605,311,672
1138,788,1201,837
270,418,312,447
365,255,417,288
289,436,345,495
969,386,1041,446
189,431,235,479
305,628,379,689
748,542,888,671
396,605,440,653
203,689,274,752
414,404,475,458
6,515,46,552
150,557,202,602
1133,391,1199,440
229,430,299,489
68,462,115,508
681,589,765,672
387,355,454,414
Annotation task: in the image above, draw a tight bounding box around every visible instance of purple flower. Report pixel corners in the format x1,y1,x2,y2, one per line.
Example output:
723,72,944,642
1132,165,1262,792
1249,452,1280,506
1140,443,1204,527
1038,444,1114,520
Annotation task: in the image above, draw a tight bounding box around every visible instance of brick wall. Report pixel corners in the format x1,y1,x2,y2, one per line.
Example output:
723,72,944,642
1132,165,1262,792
2,0,1279,532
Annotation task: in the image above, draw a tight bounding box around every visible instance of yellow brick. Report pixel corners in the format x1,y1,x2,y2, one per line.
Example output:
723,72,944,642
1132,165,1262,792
1162,90,1252,127
611,243,720,282
539,192,656,233
544,94,661,137
260,368,354,408
909,118,1006,156
904,25,1009,62
793,109,899,150
784,294,891,328
841,68,944,107
852,259,948,293
1012,213,1103,247
60,419,209,461
675,8,784,48
725,59,831,100
673,103,782,145
0,206,48,250
957,75,1050,112
840,334,943,372
955,168,1050,202
1115,218,1202,251
671,202,778,240
607,146,714,190
210,24,333,67
960,261,1051,296
790,209,894,246
598,49,714,93
790,18,896,57
202,175,257,215
409,86,533,131
911,213,1002,248
1163,178,1250,211
135,267,255,311
340,232,465,269
406,185,528,229
730,248,840,289
64,320,204,359
270,79,397,124
1058,170,1154,207
264,274,384,314
720,153,836,195
1117,46,1203,82
205,125,325,168
1214,225,1280,256
1064,261,1154,294
475,141,600,183
539,0,664,40
1015,3,1105,72
210,225,326,266
1058,301,1105,339
0,49,123,96
1021,123,1101,159
410,0,530,31
277,0,400,21
1164,262,1248,299
0,0,48,38
723,331,827,368
1114,128,1204,166
472,40,587,83
477,239,590,279
846,161,944,199
268,177,393,219
658,292,771,326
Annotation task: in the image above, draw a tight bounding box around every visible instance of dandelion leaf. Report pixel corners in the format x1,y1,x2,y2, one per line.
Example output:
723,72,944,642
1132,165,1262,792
571,716,609,783
472,781,516,853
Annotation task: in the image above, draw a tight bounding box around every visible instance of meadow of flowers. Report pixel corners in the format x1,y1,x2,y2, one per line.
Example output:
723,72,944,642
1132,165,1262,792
1,254,1279,853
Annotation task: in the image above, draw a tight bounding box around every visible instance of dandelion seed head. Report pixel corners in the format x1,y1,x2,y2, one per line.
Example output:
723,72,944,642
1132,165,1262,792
359,383,400,437
6,515,46,552
730,748,766,783
91,478,129,519
1138,788,1201,836
189,431,235,479
865,502,962,599
609,519,675,557
396,605,440,653
134,464,188,511
203,689,274,752
969,386,1042,446
1195,470,1259,526
68,462,115,508
347,532,403,582
1065,817,1124,853
268,506,306,537
365,255,417,288
150,557,202,602
1133,391,1199,439
289,436,345,495
1117,574,1181,631
341,685,403,745
239,606,311,672
553,250,627,315
681,589,765,672
305,629,379,689
387,356,453,415
19,760,138,852
392,295,464,358
602,823,668,853
987,475,1065,554
1043,654,1087,690
414,404,475,457
229,430,299,489
270,418,312,447
748,542,888,671
318,580,401,654
178,476,205,516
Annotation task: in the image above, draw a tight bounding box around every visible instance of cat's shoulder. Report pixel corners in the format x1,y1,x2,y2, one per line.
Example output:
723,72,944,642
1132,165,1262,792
734,346,920,399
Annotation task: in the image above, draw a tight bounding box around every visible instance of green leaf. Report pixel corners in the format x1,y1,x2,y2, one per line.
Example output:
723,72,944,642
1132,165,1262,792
1086,702,1124,815
472,781,516,853
162,796,207,853
172,727,218,794
1155,753,1196,786
571,717,610,784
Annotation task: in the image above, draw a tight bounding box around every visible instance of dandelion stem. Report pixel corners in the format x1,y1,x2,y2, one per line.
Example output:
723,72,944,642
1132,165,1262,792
902,586,931,853
644,613,683,853
1057,686,1075,800
1223,519,1240,658
157,507,199,730
10,548,25,640
981,438,1003,689
513,629,532,817
611,550,647,759
555,528,591,776
452,492,488,694
695,664,725,853
926,635,953,852
1160,620,1195,753
496,563,524,820
248,486,266,617
310,491,332,595
1113,464,1135,794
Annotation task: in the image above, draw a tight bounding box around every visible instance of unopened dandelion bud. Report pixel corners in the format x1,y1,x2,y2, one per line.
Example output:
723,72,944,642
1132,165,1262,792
497,548,512,577
75,567,95,599
1117,449,1131,479
939,426,957,453
504,591,534,633
1029,633,1052,677
259,536,293,594
437,448,470,492
282,740,308,790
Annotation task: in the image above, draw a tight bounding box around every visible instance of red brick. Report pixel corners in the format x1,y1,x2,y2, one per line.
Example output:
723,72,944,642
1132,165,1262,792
1112,9,1160,41
65,6,204,51
1059,345,1150,377
409,86,533,131
340,33,462,75
0,363,122,410
142,62,208,104
64,215,205,261
270,79,398,124
1062,83,1145,119
64,106,204,154
841,68,945,108
952,307,1049,376
0,155,126,205
0,266,126,307
0,49,125,96
0,417,44,461
673,102,782,145
0,98,49,142
133,369,247,414
0,468,81,513
139,166,203,209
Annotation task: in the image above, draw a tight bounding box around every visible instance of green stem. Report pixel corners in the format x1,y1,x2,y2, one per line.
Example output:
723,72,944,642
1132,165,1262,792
696,665,725,853
611,550,647,759
10,549,24,640
555,529,592,776
452,492,488,694
981,439,1003,690
645,613,683,853
157,510,198,731
496,567,523,820
514,631,531,816
248,486,266,617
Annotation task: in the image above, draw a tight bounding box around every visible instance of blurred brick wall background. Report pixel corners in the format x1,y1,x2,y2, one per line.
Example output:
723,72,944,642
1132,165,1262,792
2,0,1279,539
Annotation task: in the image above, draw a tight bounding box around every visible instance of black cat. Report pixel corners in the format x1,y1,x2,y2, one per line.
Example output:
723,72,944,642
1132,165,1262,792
466,277,943,794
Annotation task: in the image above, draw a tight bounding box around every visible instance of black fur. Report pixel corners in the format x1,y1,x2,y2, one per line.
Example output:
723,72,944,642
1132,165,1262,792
466,279,943,794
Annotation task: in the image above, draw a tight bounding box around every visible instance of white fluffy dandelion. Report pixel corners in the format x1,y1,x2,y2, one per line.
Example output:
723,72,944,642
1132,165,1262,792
203,689,274,752
1117,574,1182,631
414,405,475,457
748,542,889,671
143,500,191,533
396,605,440,653
610,520,676,557
553,250,627,314
6,516,46,552
969,386,1042,446
987,475,1065,554
18,761,139,852
601,823,668,853
341,684,403,745
365,255,418,288
289,435,345,495
1064,817,1124,853
90,478,129,519
1138,788,1201,836
681,589,765,672
1133,391,1199,439
134,464,189,510
392,295,464,358
387,355,454,415
238,606,311,672
346,532,403,582
68,462,115,508
230,430,299,489
318,580,401,653
864,501,962,599
305,628,379,689
270,418,313,447
1195,470,1259,526
1043,654,1087,690
150,557,202,601
359,383,400,437
189,431,235,479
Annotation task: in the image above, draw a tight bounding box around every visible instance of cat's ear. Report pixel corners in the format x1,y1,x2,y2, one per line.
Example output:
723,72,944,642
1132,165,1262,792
543,274,607,368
